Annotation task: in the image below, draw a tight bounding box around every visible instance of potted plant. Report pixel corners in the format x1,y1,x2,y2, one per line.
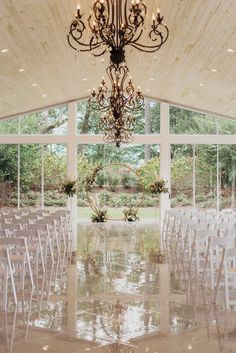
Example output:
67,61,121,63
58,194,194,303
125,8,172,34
123,206,139,222
149,178,168,194
61,178,78,197
91,208,108,223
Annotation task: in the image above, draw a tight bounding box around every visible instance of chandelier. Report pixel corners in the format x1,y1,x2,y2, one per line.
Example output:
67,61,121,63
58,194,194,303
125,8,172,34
67,0,169,65
88,63,144,147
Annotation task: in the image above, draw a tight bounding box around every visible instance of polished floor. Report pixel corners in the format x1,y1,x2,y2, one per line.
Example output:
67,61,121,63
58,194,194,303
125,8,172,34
1,221,236,353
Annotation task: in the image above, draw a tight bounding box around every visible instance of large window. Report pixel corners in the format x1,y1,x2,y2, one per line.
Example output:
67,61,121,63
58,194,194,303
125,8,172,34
44,144,67,207
0,144,18,207
171,145,193,208
195,145,217,209
1,99,236,215
77,99,160,135
20,144,42,207
170,106,236,135
219,145,236,209
0,144,66,208
0,105,68,135
77,144,160,219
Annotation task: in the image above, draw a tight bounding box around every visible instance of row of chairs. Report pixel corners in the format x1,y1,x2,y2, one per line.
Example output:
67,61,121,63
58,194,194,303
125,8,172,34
0,207,72,353
162,208,236,310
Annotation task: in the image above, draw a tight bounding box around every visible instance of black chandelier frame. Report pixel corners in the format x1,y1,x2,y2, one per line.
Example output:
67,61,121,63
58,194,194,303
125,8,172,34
67,0,169,64
88,62,144,147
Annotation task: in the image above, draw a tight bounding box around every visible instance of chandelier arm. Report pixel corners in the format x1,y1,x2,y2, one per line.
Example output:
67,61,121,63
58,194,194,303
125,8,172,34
130,42,165,53
149,28,169,44
98,25,116,48
67,33,92,51
68,27,106,52
115,0,119,49
88,95,111,112
110,0,115,25
125,27,144,46
119,66,129,90
124,0,129,27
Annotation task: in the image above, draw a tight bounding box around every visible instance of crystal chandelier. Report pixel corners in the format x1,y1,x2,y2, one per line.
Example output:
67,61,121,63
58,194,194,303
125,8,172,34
67,0,169,65
88,63,144,147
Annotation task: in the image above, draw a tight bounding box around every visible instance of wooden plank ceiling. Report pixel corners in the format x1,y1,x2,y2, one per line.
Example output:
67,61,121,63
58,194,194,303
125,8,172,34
0,0,236,120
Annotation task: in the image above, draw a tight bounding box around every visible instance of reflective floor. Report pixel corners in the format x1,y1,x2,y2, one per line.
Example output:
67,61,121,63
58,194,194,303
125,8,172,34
1,221,236,353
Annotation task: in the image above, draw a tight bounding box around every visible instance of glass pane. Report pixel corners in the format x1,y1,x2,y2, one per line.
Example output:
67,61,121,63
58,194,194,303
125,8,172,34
170,106,217,134
44,144,67,207
171,145,193,207
77,144,160,220
77,99,160,135
195,145,217,209
0,144,18,207
0,117,19,134
19,106,68,135
20,144,42,207
219,145,236,209
217,117,236,134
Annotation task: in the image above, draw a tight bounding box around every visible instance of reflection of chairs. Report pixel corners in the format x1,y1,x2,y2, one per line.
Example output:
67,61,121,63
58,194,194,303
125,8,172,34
2,224,22,236
0,306,17,353
0,247,17,311
14,230,45,298
0,237,34,293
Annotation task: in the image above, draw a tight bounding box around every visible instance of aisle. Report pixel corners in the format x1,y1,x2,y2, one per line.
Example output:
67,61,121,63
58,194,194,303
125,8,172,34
3,220,236,353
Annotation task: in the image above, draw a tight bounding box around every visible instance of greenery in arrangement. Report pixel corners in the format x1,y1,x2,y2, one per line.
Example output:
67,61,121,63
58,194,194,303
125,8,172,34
149,179,169,194
123,206,140,222
85,165,102,188
61,178,78,197
91,208,108,222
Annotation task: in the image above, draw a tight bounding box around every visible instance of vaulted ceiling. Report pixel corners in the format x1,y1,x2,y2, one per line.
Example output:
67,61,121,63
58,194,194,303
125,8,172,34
0,0,236,120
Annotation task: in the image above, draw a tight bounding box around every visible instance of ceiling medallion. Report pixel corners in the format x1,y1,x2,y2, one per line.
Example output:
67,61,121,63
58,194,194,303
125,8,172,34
88,63,144,147
67,0,169,65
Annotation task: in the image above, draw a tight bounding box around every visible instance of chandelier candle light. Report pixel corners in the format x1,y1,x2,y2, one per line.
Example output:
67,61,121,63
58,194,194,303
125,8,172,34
88,63,144,146
67,0,169,65
67,0,169,147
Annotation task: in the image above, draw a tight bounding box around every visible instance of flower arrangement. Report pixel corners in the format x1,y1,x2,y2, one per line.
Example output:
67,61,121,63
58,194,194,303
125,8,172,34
123,206,139,222
149,179,168,194
61,178,78,197
91,208,108,223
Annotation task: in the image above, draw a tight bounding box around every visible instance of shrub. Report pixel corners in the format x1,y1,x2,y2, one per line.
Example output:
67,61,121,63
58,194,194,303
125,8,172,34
99,190,112,206
96,173,108,188
107,175,119,192
121,173,137,190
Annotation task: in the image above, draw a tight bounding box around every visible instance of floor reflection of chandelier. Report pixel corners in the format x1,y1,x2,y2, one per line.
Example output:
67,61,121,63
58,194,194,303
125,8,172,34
88,63,144,147
100,342,135,353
